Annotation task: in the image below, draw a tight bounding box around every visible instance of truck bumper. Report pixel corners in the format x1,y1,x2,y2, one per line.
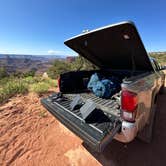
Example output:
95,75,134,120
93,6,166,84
114,121,138,143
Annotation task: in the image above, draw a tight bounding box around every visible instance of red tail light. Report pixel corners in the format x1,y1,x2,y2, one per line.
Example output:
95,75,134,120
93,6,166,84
121,91,137,112
121,90,138,122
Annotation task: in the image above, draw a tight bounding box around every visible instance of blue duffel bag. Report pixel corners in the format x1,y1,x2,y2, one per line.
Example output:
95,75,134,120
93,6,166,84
87,73,119,99
87,73,99,90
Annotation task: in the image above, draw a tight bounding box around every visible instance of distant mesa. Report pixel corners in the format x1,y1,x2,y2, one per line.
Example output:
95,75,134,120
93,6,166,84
149,51,166,55
0,54,67,76
0,53,77,77
0,54,67,61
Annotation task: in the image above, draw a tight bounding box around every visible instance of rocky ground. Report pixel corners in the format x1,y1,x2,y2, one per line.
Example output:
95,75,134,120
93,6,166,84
0,75,166,166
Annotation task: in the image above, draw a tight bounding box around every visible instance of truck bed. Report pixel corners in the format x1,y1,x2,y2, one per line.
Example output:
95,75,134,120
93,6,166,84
63,92,121,116
41,92,122,152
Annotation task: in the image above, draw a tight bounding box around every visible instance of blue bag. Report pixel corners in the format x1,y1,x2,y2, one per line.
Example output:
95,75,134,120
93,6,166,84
92,81,106,97
87,73,120,99
87,73,99,90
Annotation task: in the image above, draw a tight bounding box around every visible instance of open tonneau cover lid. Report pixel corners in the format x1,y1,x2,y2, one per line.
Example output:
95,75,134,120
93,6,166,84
64,21,153,71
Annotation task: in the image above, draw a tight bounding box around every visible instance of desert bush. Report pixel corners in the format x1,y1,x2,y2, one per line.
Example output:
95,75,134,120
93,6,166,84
47,56,98,79
41,78,57,87
0,75,57,103
70,56,98,71
23,69,36,77
0,89,5,103
22,76,38,84
47,60,71,79
0,79,28,103
3,80,28,94
149,53,166,65
29,82,49,95
12,71,24,78
0,77,10,87
0,67,8,79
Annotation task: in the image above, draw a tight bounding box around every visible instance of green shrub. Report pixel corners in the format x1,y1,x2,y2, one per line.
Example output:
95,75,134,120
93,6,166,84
0,79,28,103
0,77,10,87
23,69,36,77
22,76,38,84
41,78,57,87
0,76,57,103
30,82,49,95
0,67,8,79
47,60,71,79
149,53,166,65
47,56,98,79
0,89,5,103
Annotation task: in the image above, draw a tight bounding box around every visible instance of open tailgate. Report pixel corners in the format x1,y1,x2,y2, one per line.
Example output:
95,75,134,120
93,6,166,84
41,93,122,152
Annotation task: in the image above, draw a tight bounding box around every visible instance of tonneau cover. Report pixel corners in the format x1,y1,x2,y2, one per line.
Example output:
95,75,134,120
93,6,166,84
64,21,153,71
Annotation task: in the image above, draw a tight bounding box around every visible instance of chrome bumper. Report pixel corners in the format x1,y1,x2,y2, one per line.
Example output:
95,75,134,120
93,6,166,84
114,121,138,143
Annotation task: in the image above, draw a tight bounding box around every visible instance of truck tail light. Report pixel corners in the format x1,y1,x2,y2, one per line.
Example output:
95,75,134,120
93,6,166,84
121,90,138,122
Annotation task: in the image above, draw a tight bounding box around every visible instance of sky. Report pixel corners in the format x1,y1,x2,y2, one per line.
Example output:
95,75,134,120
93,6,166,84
0,0,165,56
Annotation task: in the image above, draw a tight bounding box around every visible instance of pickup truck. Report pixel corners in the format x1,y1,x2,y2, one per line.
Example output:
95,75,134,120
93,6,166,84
41,21,165,152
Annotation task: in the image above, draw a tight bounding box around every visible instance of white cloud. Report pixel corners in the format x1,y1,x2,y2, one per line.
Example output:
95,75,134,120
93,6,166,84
47,49,63,55
0,49,9,54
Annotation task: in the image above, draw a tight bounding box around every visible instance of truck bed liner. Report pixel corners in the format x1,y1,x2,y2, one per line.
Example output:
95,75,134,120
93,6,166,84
63,93,121,117
41,92,121,152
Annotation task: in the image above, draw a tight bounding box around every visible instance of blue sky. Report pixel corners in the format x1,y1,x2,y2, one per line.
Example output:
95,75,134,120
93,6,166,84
0,0,165,56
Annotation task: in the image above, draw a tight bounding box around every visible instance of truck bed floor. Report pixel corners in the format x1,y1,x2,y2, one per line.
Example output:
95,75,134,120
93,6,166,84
48,92,120,134
41,92,121,152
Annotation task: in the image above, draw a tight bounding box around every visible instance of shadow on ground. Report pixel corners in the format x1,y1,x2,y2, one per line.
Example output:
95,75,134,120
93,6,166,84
83,89,166,166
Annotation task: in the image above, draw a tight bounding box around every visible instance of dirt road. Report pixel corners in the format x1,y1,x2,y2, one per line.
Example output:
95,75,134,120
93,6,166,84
0,85,166,166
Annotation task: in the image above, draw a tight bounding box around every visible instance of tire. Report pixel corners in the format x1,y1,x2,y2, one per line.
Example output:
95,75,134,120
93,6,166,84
137,103,157,143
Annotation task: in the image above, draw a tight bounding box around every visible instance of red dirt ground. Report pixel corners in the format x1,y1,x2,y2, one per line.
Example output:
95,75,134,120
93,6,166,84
0,74,166,166
0,92,100,166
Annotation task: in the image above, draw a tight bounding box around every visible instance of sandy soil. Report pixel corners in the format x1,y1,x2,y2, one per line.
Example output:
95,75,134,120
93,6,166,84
0,74,166,166
0,93,99,166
